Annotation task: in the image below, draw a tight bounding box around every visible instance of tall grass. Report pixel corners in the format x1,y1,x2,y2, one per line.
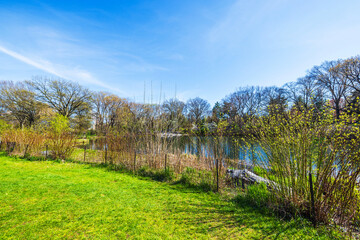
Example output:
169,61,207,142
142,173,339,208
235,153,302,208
0,114,76,160
1,128,45,157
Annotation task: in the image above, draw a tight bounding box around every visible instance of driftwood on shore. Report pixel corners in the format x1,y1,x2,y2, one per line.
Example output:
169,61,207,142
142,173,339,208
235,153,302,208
241,169,273,185
227,169,277,189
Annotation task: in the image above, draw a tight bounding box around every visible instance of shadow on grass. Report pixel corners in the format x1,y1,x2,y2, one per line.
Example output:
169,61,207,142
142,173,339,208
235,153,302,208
0,151,345,239
160,184,344,239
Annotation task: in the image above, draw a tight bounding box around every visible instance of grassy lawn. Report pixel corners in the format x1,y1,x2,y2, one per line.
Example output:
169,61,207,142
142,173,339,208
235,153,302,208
0,153,342,239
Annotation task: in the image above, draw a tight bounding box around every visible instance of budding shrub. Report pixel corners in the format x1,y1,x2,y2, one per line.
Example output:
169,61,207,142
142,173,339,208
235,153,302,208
246,107,360,227
47,114,76,160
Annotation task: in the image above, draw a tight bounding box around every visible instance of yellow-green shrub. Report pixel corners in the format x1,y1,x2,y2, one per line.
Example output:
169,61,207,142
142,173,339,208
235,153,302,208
246,108,360,226
46,114,76,160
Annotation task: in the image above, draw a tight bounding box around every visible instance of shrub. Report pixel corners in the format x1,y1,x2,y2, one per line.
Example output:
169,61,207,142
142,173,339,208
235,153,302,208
47,114,76,160
234,183,270,211
179,167,214,192
1,128,45,157
246,108,360,227
245,183,270,208
137,166,174,182
153,169,174,182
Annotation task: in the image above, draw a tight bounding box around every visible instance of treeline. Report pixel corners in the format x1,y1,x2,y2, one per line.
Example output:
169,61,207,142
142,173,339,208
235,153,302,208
213,56,360,135
0,76,209,135
2,56,360,135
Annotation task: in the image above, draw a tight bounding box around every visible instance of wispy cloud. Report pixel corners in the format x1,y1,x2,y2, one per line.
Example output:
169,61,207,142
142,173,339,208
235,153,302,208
207,0,285,48
0,45,126,95
0,45,59,76
110,51,169,72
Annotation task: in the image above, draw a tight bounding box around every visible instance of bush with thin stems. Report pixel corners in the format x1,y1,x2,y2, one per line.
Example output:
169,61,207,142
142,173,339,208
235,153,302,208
245,106,360,228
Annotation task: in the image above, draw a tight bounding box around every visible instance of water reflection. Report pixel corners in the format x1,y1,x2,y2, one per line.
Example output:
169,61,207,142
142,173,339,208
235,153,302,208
85,136,262,164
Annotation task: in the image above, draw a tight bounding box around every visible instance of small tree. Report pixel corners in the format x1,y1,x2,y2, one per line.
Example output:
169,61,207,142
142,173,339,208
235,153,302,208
47,114,76,160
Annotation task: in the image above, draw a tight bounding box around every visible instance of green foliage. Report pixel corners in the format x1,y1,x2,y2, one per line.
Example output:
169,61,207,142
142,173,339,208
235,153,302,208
71,110,92,135
137,166,174,182
47,114,76,160
86,129,96,138
252,166,267,176
179,167,214,192
246,108,360,226
245,183,270,208
0,119,11,133
50,114,70,133
153,168,174,182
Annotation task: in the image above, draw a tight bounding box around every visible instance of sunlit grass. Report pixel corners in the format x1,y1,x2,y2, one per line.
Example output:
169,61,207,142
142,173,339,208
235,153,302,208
0,153,343,239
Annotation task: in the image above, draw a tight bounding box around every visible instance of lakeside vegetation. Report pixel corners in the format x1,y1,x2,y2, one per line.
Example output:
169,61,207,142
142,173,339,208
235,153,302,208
1,55,360,237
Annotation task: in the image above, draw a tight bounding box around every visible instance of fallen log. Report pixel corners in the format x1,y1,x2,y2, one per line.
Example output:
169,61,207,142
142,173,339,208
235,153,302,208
226,169,278,189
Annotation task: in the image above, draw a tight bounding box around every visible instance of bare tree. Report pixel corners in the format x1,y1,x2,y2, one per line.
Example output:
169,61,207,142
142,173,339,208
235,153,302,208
162,98,186,132
263,86,288,116
285,76,325,113
93,92,128,134
162,98,185,119
27,77,92,118
311,61,350,119
186,97,210,124
335,56,360,114
222,86,265,121
338,56,360,94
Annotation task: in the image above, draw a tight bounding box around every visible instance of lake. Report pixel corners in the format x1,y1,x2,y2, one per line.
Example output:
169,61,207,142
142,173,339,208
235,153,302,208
85,135,262,164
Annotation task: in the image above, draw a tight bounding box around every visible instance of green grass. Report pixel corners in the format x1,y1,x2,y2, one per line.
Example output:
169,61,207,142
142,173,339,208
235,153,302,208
0,153,343,239
75,139,89,144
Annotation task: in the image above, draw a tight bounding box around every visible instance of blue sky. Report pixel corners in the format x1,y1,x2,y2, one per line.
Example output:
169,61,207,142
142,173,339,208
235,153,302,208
1,0,360,105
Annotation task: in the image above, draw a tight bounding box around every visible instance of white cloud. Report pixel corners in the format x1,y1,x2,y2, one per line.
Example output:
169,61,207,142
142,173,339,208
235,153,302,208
0,9,170,101
0,45,126,95
0,45,60,76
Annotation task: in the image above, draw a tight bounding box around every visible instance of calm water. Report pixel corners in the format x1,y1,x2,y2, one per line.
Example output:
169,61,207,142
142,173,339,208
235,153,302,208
86,136,262,163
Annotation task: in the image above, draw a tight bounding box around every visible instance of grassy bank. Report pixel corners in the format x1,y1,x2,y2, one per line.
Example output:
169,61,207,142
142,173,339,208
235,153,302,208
0,154,342,239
